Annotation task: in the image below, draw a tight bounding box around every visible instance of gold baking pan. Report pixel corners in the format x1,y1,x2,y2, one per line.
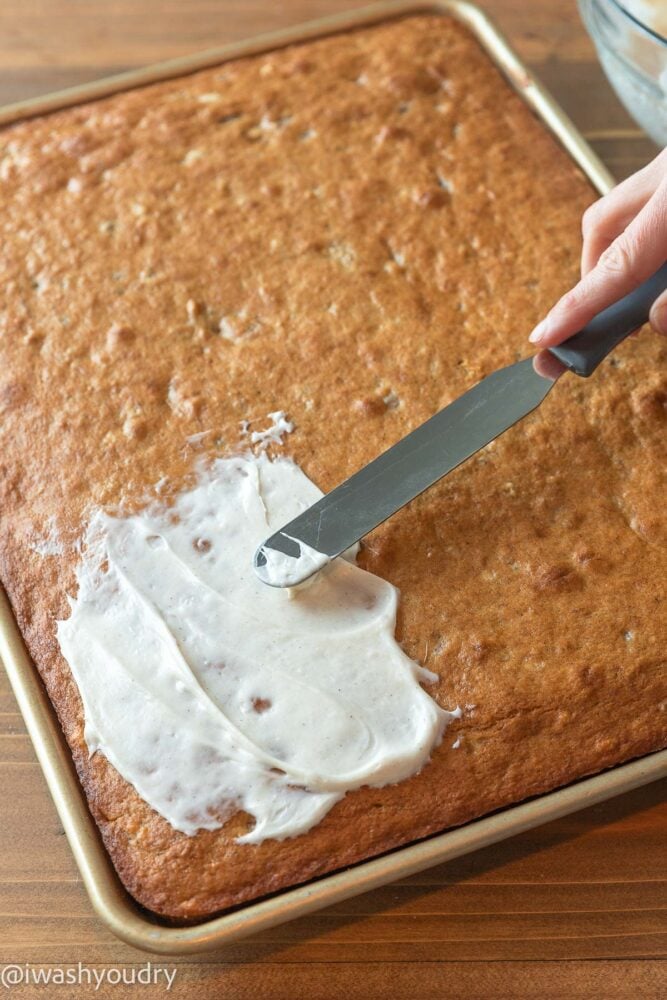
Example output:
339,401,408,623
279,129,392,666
0,0,664,955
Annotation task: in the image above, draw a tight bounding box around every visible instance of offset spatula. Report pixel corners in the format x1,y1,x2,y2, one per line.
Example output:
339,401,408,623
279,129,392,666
254,263,667,587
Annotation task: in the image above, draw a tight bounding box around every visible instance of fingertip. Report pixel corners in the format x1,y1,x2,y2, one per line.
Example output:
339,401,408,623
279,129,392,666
528,311,575,348
532,349,567,381
528,299,572,345
528,318,549,344
649,289,667,336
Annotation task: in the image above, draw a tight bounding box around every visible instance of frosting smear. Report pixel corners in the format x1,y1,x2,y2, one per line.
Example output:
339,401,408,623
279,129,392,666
255,535,331,588
57,454,456,843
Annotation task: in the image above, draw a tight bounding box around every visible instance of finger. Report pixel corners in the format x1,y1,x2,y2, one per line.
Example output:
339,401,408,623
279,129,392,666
649,287,667,335
580,164,662,276
581,200,646,276
530,180,667,347
532,349,567,381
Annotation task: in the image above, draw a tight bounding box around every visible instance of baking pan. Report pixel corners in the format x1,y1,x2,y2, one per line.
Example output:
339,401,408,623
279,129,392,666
0,0,664,955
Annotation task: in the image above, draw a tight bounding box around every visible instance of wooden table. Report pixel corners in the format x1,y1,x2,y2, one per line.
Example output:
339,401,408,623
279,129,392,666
0,2,664,997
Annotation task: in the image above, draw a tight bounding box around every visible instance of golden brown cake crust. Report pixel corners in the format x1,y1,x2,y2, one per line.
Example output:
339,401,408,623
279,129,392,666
0,14,665,920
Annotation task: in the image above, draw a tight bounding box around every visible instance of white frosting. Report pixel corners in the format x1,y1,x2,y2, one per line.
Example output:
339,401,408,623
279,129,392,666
246,410,295,450
57,453,456,843
255,536,331,588
30,515,66,557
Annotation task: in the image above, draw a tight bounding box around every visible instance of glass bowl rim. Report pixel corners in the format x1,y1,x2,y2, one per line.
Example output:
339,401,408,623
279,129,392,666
607,0,667,47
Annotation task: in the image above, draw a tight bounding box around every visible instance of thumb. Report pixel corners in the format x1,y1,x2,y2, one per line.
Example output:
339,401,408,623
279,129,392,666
649,288,667,335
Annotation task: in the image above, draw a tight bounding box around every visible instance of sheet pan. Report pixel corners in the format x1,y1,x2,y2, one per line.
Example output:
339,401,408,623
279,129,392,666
0,0,664,955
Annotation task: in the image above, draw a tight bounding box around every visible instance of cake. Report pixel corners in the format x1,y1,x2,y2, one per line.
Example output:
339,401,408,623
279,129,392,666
0,12,664,921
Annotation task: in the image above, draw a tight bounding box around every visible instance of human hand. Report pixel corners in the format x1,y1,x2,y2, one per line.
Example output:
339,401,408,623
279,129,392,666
529,147,667,350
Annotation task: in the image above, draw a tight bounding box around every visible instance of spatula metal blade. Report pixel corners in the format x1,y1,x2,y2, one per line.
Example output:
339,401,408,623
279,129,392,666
254,357,556,587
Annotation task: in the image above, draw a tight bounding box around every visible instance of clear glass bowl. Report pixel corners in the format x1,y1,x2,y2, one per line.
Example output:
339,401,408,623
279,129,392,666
579,0,667,146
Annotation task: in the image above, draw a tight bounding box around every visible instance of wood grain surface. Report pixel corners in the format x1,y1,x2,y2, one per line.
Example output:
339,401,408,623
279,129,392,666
0,1,664,997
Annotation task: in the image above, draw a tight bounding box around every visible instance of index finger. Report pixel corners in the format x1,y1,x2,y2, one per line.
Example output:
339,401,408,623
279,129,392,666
530,178,667,347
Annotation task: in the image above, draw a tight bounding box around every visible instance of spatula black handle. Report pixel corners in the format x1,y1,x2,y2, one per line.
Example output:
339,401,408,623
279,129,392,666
549,261,667,377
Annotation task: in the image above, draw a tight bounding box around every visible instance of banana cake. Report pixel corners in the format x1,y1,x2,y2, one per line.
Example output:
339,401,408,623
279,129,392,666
0,12,665,920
